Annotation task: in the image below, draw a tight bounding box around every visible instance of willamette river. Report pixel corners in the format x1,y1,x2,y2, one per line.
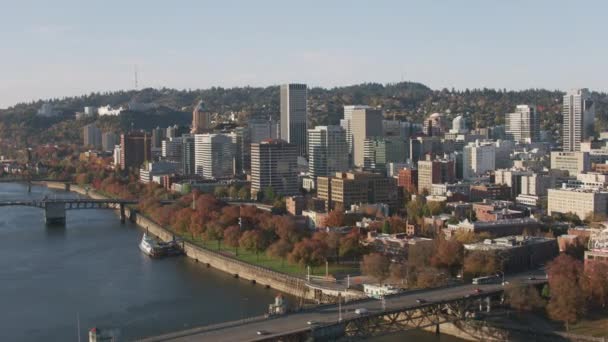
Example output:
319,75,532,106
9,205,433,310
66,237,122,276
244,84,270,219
0,182,462,341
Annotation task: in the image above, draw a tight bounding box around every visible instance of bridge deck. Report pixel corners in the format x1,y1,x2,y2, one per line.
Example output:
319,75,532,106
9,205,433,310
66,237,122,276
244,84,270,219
141,272,547,342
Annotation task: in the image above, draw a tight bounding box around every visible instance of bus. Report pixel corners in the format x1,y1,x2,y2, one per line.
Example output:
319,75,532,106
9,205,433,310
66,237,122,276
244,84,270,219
472,275,501,285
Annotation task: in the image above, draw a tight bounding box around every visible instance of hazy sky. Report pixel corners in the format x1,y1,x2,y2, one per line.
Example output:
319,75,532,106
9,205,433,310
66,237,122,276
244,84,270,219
0,0,606,108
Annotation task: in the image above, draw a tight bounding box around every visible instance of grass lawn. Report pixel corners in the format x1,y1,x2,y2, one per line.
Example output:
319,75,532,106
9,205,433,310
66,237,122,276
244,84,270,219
183,235,360,278
567,314,608,337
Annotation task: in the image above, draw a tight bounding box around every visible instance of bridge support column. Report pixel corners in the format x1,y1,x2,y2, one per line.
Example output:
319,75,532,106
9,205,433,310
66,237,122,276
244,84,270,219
44,202,66,225
435,324,440,335
64,183,70,192
120,204,126,224
27,181,32,193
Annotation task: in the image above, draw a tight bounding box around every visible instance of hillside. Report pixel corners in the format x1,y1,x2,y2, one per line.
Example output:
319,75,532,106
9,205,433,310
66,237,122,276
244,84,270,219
1,82,607,157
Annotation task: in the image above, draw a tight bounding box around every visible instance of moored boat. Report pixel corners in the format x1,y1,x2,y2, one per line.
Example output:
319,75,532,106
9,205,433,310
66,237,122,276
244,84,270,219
139,233,164,257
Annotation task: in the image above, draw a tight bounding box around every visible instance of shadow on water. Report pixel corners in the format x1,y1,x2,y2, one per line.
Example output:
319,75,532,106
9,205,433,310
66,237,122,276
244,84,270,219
44,225,66,238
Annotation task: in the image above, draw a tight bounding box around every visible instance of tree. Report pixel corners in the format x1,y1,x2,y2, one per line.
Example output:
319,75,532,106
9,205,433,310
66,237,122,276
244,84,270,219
237,186,250,200
204,222,224,250
416,267,448,288
381,220,392,234
546,254,586,331
583,263,608,309
323,209,345,227
505,282,545,313
361,253,390,284
326,231,341,263
289,238,329,268
223,225,241,255
431,238,463,275
228,185,240,199
239,229,265,259
263,187,276,202
390,262,416,287
214,186,228,198
464,250,499,277
267,239,292,266
339,231,365,261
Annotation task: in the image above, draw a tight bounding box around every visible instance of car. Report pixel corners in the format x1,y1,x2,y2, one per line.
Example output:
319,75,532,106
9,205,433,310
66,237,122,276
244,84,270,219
473,288,483,294
355,308,369,315
528,276,537,280
307,320,317,325
502,281,510,286
256,330,269,336
416,298,427,304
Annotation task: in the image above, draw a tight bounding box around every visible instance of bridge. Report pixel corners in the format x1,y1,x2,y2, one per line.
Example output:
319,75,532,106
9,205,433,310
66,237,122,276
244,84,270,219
140,272,547,342
0,198,138,225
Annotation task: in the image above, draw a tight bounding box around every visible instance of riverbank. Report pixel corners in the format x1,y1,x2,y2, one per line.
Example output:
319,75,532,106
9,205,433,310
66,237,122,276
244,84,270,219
48,182,364,303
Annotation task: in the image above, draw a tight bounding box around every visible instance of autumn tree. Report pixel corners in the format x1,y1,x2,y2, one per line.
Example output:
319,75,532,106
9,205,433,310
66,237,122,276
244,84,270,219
546,254,586,331
416,267,448,289
505,282,545,313
267,239,293,266
431,238,463,275
223,225,241,255
583,263,608,309
361,253,390,284
323,209,345,227
339,231,365,261
288,238,329,268
239,229,266,260
390,262,416,287
204,222,224,250
464,250,499,277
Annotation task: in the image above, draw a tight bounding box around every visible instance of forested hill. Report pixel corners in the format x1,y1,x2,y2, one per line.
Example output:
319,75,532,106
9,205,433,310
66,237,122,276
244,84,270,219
1,82,607,152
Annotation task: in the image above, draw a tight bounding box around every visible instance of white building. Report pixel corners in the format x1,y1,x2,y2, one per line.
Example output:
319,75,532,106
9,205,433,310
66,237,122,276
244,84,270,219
506,105,540,143
563,89,595,152
551,151,591,176
113,145,121,167
139,161,179,184
548,187,608,220
341,105,371,157
97,105,124,116
194,133,236,179
37,103,57,117
449,115,468,134
308,125,349,179
84,106,98,117
463,140,495,180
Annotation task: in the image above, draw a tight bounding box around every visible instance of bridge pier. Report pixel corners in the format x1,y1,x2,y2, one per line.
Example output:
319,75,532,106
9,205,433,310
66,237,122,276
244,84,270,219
120,204,126,224
44,202,66,225
64,183,70,192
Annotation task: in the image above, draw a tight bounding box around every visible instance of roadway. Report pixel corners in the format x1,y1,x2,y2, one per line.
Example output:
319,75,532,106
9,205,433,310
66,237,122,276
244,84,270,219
140,271,546,342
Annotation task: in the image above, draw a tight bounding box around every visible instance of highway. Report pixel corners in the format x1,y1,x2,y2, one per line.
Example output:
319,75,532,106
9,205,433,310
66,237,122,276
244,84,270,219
140,271,546,342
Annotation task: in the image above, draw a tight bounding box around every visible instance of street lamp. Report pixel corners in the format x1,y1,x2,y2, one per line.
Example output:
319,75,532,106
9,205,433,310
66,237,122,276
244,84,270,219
496,270,505,285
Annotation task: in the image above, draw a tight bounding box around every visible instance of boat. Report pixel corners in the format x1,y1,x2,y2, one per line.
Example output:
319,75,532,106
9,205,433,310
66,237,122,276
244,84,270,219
139,233,164,257
139,233,184,257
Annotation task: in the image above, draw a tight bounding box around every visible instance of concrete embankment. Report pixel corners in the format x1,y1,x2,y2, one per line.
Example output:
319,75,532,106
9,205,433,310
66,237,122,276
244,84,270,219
46,182,363,302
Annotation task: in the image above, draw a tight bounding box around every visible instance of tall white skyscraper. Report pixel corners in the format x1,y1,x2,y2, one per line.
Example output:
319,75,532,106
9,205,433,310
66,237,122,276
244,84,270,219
505,105,540,143
308,125,349,178
194,133,235,179
280,83,308,156
341,105,371,156
463,140,496,180
563,89,595,152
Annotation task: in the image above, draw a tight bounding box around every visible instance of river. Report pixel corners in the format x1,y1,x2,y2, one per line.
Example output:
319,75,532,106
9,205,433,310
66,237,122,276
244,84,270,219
0,182,463,341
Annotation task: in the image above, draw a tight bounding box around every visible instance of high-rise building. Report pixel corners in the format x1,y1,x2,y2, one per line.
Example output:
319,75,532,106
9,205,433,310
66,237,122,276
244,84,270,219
417,155,456,194
308,125,349,179
181,134,196,176
505,105,540,143
449,115,468,134
192,100,211,134
151,126,166,149
423,113,447,137
363,137,407,171
83,124,102,148
316,172,398,211
398,167,418,193
548,188,608,220
352,108,383,167
280,84,308,156
162,137,183,163
563,89,595,152
251,139,298,198
462,141,496,180
101,132,117,152
341,105,371,157
550,151,591,176
249,117,280,143
194,133,235,179
120,132,151,170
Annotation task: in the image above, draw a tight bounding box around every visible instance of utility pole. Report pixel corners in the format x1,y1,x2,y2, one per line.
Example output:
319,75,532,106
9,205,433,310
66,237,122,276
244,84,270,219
338,293,342,322
307,265,310,281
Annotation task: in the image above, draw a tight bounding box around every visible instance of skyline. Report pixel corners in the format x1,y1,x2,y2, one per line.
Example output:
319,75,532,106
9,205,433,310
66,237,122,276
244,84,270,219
1,0,607,109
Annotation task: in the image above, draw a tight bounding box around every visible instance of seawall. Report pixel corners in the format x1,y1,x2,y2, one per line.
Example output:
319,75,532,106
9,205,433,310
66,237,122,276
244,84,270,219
48,182,363,302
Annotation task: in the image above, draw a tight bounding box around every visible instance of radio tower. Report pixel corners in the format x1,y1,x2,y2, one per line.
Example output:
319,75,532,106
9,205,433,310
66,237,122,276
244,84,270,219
134,65,139,90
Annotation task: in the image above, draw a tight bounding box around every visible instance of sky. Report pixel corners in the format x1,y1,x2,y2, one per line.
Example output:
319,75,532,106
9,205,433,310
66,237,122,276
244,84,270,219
0,0,606,108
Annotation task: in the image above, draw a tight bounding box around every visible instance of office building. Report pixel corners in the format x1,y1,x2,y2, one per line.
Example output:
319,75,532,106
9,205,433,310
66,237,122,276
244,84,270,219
449,115,468,134
83,124,102,149
162,137,183,163
151,126,165,149
317,172,398,210
548,187,608,220
181,134,196,176
462,141,495,180
563,89,595,152
192,100,211,134
249,117,280,143
101,132,117,152
423,113,447,137
194,133,235,179
308,125,349,179
352,107,383,167
280,84,308,156
251,139,298,198
398,167,418,193
120,132,151,170
341,105,371,156
551,151,591,176
417,155,456,194
363,137,407,171
505,105,540,143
